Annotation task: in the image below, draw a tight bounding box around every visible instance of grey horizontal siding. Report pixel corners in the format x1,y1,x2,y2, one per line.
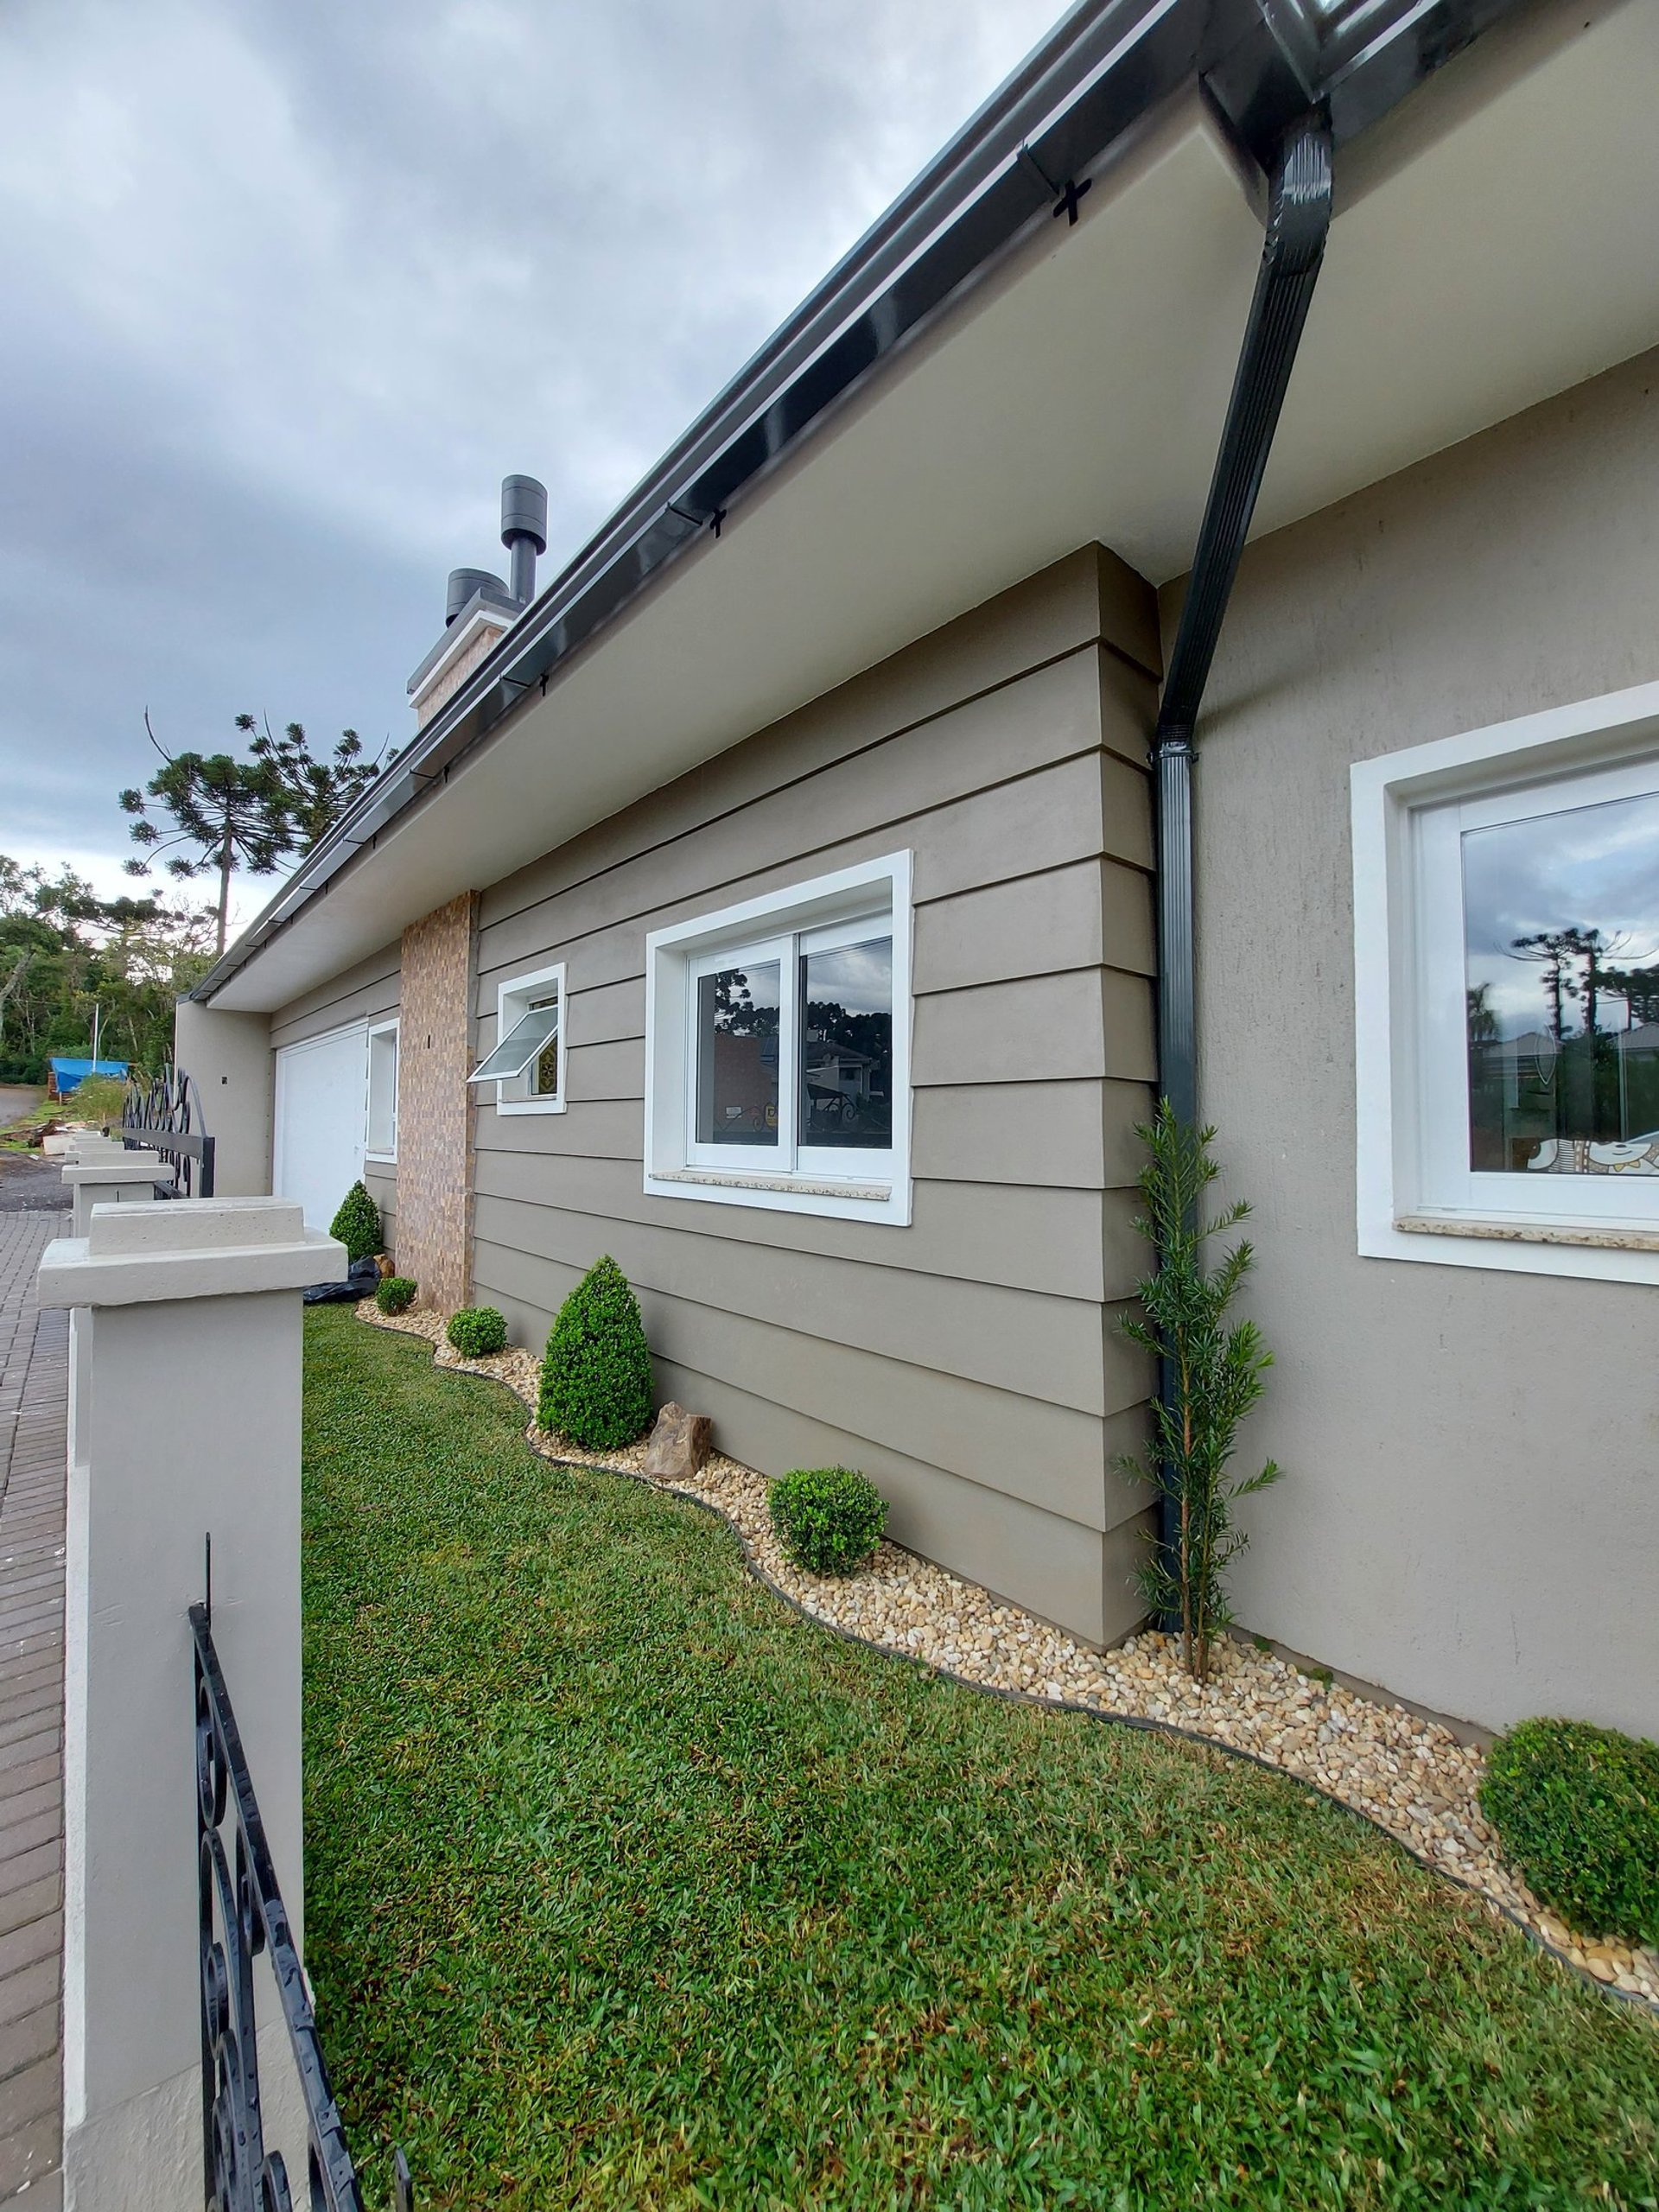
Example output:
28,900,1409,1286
270,942,400,1052
470,1188,1124,1410
471,1236,1147,1535
475,652,1122,991
471,1147,1145,1302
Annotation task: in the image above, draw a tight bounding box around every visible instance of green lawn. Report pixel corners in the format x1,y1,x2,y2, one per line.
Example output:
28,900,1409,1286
302,1306,1659,2209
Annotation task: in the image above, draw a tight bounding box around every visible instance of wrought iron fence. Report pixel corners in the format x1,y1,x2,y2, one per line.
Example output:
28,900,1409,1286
123,1065,215,1197
192,1592,408,2210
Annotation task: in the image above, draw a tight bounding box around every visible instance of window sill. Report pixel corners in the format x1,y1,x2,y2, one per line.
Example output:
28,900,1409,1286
364,1150,397,1166
653,1166,892,1202
493,1096,566,1116
1395,1212,1659,1255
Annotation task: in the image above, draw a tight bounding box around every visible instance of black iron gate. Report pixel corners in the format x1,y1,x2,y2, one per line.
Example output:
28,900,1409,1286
123,1065,215,1197
192,1592,409,2209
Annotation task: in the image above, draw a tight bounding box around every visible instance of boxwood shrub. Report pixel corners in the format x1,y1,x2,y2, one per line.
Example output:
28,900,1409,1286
448,1306,508,1357
1480,1717,1659,1945
375,1274,416,1316
539,1256,653,1449
329,1181,382,1264
769,1465,887,1577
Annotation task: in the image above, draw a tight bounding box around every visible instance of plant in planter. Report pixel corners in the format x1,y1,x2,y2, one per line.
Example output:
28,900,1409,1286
1117,1103,1281,1681
375,1275,416,1316
770,1466,887,1577
329,1181,382,1265
448,1306,508,1357
1481,1718,1659,1946
539,1256,653,1449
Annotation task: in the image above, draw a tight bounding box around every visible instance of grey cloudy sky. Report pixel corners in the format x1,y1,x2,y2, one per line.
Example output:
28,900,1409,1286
0,0,1062,923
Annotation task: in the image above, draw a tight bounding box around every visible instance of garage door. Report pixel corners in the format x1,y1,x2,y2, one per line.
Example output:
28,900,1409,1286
274,1022,368,1233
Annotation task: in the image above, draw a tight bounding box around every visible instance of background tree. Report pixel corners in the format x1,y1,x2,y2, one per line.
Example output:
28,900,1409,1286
119,712,396,954
0,855,213,1082
241,714,396,854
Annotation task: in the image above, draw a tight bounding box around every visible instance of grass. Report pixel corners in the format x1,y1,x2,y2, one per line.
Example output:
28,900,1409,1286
302,1306,1659,2209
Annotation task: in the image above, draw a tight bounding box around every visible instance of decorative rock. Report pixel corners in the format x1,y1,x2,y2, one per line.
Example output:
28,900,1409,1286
643,1402,714,1483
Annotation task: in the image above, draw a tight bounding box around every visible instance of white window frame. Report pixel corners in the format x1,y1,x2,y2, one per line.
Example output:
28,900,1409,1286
1353,679,1659,1286
490,961,567,1117
644,851,912,1224
365,1017,399,1162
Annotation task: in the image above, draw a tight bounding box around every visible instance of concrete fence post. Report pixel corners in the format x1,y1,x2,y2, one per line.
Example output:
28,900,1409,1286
36,1198,343,2212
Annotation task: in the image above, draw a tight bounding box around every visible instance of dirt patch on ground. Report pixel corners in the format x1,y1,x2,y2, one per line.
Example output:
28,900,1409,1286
0,1152,67,1213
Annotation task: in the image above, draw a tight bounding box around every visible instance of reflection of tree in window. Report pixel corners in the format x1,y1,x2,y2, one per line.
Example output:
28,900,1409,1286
528,995,559,1097
1463,790,1659,1173
800,938,892,1149
696,963,780,1145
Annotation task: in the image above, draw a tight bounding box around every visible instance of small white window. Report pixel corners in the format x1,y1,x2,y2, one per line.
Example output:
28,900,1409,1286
1353,683,1659,1283
365,1020,398,1160
644,853,912,1224
470,963,565,1115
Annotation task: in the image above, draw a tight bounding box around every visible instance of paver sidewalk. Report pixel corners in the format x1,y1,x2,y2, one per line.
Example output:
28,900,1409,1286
0,1210,67,2208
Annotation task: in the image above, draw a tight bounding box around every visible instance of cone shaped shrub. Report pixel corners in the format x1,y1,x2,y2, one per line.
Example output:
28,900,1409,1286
329,1180,382,1263
539,1255,653,1449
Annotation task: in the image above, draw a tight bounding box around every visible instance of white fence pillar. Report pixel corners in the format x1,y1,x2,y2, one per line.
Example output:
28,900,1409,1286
37,1198,343,2212
61,1155,175,1236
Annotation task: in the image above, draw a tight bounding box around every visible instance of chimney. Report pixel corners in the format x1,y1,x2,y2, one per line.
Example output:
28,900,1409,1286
500,474,548,605
409,474,549,731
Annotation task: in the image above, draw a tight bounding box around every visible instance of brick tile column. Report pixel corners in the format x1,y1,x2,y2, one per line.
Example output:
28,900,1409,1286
397,893,478,1315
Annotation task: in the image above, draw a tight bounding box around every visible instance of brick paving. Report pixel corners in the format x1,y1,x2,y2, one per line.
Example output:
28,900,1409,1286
0,1209,67,2208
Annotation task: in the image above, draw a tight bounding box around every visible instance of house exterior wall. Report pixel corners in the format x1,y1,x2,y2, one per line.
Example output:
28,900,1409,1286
470,548,1161,1644
269,943,401,1258
396,894,478,1312
172,1001,272,1197
1187,345,1659,1737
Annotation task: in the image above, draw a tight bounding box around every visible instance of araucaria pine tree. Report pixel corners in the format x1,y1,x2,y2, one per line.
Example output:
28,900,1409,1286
1117,1103,1281,1681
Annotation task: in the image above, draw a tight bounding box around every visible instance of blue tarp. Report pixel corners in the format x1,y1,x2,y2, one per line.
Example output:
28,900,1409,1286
47,1058,129,1096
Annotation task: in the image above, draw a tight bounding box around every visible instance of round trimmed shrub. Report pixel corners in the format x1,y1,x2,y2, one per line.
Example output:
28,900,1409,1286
539,1256,653,1449
1481,1717,1659,1944
769,1465,887,1577
448,1306,508,1357
329,1180,383,1264
375,1274,416,1316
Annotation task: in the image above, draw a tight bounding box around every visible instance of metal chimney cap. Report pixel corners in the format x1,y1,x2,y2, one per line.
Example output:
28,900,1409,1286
446,567,506,626
500,475,548,555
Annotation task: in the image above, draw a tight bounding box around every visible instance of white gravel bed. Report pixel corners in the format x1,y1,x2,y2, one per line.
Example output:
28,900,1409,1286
359,1300,1659,2008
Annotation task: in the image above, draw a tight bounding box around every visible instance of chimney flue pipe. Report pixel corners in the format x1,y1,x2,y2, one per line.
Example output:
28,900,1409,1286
501,475,548,605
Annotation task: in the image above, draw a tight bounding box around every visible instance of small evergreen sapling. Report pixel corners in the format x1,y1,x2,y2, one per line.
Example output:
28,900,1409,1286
375,1275,416,1316
1117,1104,1281,1681
539,1256,653,1450
329,1181,382,1264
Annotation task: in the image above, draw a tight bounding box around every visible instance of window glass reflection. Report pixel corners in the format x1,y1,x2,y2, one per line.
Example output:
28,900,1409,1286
696,963,780,1145
1463,788,1659,1177
800,938,893,1149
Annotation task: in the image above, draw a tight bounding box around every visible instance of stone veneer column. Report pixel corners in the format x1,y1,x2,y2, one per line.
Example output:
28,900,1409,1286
397,891,479,1313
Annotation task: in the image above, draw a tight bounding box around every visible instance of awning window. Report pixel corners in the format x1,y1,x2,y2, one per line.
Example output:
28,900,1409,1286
467,1001,560,1084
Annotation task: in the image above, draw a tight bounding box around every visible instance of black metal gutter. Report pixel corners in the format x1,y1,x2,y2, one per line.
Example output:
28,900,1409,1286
192,0,1516,1005
1150,111,1332,1586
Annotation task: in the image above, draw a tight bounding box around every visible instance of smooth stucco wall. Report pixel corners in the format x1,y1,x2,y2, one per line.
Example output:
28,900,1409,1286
173,999,272,1197
268,942,401,1258
1185,345,1659,1735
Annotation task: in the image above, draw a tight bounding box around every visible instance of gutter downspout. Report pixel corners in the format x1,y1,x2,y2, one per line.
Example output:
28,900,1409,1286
1151,111,1332,1592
